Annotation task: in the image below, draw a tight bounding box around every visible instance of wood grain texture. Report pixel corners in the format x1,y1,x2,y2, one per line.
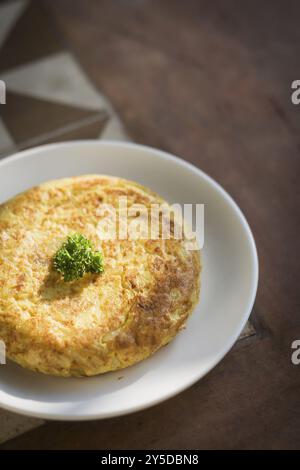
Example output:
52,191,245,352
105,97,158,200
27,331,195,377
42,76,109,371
1,0,299,450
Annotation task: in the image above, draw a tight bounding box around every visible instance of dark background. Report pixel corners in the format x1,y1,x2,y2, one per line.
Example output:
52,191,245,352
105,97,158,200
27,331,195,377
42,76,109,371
0,0,299,449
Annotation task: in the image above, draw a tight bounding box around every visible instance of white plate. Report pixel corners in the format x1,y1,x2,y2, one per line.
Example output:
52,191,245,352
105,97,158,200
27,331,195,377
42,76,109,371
0,141,258,420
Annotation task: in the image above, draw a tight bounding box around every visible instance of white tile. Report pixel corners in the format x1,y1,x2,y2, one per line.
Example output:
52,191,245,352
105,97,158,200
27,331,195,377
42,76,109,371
2,51,113,111
100,115,130,141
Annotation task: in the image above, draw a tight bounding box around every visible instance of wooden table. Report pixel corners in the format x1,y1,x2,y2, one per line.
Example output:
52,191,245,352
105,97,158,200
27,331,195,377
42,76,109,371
1,0,299,449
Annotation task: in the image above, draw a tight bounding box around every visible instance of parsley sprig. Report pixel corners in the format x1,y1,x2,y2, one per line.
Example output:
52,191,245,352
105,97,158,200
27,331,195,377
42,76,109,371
53,233,104,282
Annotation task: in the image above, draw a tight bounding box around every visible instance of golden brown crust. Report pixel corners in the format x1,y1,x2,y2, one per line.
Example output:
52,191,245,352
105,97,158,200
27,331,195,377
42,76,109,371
0,175,201,376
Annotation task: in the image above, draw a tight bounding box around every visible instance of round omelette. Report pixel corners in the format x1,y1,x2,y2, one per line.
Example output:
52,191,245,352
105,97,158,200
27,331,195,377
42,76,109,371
0,175,200,376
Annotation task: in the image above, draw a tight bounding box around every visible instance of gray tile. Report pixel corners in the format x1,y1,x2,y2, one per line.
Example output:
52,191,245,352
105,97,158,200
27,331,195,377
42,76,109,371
0,409,43,445
0,0,27,50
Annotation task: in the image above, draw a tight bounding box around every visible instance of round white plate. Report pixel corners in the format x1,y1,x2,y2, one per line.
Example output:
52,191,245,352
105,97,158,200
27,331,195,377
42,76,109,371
0,141,258,420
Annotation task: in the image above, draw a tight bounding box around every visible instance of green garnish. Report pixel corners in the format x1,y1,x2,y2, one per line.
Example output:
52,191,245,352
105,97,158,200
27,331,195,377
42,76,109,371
53,233,104,282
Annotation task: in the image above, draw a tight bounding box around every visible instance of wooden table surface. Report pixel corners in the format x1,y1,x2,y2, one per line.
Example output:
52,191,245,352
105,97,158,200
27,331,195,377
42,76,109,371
1,0,300,449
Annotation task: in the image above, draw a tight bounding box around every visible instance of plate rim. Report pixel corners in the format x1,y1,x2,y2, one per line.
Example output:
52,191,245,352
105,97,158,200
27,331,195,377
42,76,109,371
0,140,259,420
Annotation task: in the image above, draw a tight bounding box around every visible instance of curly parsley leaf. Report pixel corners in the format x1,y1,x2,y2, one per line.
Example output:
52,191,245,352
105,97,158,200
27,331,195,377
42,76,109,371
53,233,104,282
